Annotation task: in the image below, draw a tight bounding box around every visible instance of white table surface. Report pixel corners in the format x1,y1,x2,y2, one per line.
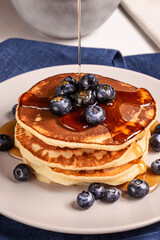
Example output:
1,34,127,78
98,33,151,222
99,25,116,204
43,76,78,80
0,0,159,56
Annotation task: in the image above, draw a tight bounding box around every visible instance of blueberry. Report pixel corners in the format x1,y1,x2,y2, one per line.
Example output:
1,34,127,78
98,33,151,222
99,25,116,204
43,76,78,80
12,104,18,117
103,187,120,202
77,191,95,209
0,134,14,151
88,183,105,199
150,134,160,152
74,90,96,107
96,84,116,103
153,124,160,134
79,74,99,90
13,163,31,181
151,159,160,175
56,76,77,97
127,179,149,198
85,105,105,126
49,96,72,116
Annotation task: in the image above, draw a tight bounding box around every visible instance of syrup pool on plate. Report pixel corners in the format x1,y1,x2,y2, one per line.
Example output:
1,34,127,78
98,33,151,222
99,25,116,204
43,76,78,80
0,120,22,159
119,166,160,193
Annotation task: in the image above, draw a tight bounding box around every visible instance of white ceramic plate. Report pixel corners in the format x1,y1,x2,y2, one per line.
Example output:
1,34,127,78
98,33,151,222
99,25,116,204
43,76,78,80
0,65,160,234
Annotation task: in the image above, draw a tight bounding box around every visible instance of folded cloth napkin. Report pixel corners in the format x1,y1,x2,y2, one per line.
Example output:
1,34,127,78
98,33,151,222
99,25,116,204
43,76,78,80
121,0,160,49
0,38,160,240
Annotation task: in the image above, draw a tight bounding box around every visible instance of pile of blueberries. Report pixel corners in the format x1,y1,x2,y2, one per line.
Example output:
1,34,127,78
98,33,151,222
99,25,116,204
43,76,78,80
77,183,120,209
49,74,116,126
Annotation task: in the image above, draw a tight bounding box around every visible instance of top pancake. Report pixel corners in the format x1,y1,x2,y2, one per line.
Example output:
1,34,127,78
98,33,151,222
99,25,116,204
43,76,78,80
16,73,157,151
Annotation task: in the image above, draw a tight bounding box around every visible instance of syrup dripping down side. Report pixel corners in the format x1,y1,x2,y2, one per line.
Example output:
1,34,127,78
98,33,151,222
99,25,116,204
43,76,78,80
0,120,160,193
0,120,22,159
119,166,160,193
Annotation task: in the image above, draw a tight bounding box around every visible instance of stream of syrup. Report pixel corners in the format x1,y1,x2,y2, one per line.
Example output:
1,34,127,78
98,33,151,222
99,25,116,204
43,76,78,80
78,0,81,80
0,120,160,193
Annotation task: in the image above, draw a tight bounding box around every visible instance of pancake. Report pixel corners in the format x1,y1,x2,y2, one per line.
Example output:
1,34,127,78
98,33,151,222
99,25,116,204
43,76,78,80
14,72,157,186
24,154,148,186
16,73,157,151
15,123,150,170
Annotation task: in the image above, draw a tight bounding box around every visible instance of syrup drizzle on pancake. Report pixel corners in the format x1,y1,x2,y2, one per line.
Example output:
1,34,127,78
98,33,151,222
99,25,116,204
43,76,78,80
60,88,153,143
16,73,157,148
20,92,51,109
20,87,153,144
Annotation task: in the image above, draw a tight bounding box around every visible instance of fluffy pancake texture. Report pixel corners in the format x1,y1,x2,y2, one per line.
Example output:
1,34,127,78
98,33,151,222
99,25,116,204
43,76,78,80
24,155,148,186
15,73,157,186
15,123,150,170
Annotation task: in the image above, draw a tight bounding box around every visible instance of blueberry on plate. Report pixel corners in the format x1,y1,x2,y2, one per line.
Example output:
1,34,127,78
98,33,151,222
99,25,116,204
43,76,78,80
85,105,105,126
74,90,96,107
88,183,105,199
13,163,31,181
56,76,77,97
12,104,18,117
153,124,160,134
127,179,149,198
150,134,160,152
49,96,72,116
0,134,14,151
151,159,160,175
103,187,120,202
77,191,95,209
96,84,116,103
79,74,99,90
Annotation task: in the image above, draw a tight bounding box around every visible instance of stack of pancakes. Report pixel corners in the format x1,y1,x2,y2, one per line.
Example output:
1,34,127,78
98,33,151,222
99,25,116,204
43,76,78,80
15,73,157,186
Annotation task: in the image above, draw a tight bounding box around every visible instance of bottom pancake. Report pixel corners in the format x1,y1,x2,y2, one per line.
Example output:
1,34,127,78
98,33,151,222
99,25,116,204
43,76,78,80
24,147,148,186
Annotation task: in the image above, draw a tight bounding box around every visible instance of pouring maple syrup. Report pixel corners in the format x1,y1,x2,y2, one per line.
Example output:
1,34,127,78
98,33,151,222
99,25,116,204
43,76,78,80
78,0,81,80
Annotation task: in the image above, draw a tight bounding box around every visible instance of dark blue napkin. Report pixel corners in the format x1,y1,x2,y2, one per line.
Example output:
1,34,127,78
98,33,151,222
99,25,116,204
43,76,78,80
0,38,160,83
0,38,159,239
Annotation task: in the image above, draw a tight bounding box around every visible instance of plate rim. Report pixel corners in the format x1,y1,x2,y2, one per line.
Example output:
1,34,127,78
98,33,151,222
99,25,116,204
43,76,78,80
1,207,160,234
1,63,160,86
